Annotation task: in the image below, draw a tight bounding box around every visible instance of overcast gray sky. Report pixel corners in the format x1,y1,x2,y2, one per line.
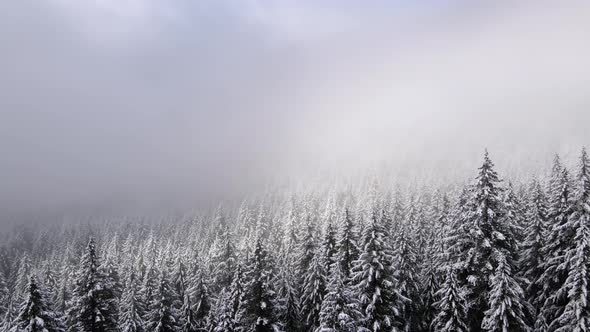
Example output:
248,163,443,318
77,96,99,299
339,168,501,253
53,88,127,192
1,0,589,222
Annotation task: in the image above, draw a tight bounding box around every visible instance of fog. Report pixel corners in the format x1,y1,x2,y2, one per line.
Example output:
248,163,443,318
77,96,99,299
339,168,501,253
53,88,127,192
1,0,589,224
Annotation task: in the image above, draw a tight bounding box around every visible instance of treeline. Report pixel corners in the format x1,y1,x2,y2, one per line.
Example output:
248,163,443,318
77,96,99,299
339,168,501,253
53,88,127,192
1,149,590,331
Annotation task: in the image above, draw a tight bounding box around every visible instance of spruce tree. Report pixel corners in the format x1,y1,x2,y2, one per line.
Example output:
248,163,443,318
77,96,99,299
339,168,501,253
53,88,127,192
317,263,359,332
275,259,301,332
228,265,245,322
209,224,236,293
394,226,422,331
350,211,405,332
173,255,188,304
549,148,590,331
431,267,468,332
300,249,326,330
521,179,549,316
119,272,145,332
145,269,178,332
211,289,235,332
335,208,358,279
68,238,118,332
14,255,32,301
321,222,338,277
14,275,63,332
481,253,530,332
537,165,574,330
179,294,197,332
297,215,317,287
191,274,210,330
447,151,520,330
235,236,278,332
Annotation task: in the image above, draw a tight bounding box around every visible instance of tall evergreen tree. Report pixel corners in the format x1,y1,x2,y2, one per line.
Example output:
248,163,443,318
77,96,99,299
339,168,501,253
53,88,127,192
209,224,237,293
145,269,178,332
350,211,405,332
14,255,32,301
335,208,358,279
549,149,590,332
210,288,235,332
14,275,63,332
431,267,468,332
235,235,278,332
394,226,422,331
521,179,549,317
317,263,359,332
118,272,145,332
179,294,197,332
537,165,574,330
481,254,531,332
446,151,521,330
228,264,245,323
191,274,211,330
321,222,338,277
275,259,301,332
300,249,326,330
297,215,317,287
68,238,118,332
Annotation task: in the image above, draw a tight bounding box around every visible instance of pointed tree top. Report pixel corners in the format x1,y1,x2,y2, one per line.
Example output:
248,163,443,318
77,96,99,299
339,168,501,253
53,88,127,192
580,147,589,169
482,149,493,166
87,237,96,249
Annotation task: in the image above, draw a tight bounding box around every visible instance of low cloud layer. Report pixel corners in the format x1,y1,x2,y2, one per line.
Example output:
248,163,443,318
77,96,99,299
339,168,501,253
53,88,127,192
1,0,589,222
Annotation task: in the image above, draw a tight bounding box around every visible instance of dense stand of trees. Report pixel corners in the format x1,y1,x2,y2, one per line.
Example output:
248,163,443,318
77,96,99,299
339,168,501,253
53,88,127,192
1,149,590,331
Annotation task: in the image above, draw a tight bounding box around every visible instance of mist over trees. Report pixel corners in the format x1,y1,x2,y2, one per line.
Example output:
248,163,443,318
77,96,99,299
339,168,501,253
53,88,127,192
1,149,590,331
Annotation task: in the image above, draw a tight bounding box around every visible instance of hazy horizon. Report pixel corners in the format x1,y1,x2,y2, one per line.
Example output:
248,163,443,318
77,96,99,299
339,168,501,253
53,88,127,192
2,0,590,224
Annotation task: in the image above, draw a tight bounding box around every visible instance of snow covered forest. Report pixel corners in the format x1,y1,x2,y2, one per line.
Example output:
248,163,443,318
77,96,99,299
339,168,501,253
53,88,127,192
1,148,590,332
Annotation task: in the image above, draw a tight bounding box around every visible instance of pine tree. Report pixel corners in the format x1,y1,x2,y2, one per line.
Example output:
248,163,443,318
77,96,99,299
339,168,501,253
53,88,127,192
101,239,123,302
53,260,71,317
447,151,520,330
335,208,358,279
173,255,188,304
14,275,63,332
41,262,58,307
14,255,32,301
68,238,118,332
481,253,531,332
394,226,422,331
300,249,326,330
179,294,197,332
275,259,301,332
317,263,359,332
191,274,210,330
228,265,245,323
503,183,527,248
350,211,405,332
431,267,468,332
551,220,590,331
537,165,574,330
520,179,549,316
321,222,338,277
119,272,145,332
297,215,317,287
549,148,590,332
421,193,449,329
235,236,278,332
209,224,237,293
139,257,159,318
146,269,178,332
211,289,235,332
